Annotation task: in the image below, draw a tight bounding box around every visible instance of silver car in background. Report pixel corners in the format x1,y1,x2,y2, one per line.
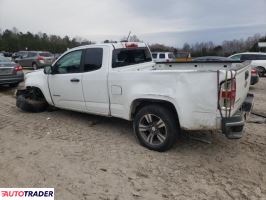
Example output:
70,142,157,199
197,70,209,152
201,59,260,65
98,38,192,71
0,56,24,87
15,51,54,70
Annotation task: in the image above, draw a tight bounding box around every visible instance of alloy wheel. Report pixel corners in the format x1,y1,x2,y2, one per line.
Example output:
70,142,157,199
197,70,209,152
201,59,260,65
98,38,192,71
138,114,167,145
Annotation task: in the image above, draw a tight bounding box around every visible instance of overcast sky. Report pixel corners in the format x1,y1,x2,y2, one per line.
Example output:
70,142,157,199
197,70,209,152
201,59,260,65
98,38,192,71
1,0,266,47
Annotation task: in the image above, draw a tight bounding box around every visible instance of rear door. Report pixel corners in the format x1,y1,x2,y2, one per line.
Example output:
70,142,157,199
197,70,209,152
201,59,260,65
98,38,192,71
25,52,37,67
48,50,86,111
81,47,110,115
17,52,29,67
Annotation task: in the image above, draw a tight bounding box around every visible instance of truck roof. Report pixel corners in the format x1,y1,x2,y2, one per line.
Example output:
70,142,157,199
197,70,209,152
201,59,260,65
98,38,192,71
71,42,148,52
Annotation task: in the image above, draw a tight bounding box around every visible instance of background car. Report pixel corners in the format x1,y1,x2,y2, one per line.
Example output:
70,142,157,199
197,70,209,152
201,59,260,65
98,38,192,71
15,51,54,70
175,52,192,62
229,52,266,77
193,56,259,85
0,55,24,87
12,51,28,60
152,52,176,62
192,56,234,62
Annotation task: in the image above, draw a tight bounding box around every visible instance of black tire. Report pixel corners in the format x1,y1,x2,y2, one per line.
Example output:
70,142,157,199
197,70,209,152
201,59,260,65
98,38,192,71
32,63,38,70
16,94,48,113
133,104,179,152
257,66,265,77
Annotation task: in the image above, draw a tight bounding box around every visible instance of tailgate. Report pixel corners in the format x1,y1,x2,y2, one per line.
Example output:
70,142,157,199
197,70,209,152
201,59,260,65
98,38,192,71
219,61,251,117
233,61,251,113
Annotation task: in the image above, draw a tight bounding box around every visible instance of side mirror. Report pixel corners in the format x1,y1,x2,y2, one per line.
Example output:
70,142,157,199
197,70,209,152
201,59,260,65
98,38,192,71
44,66,52,74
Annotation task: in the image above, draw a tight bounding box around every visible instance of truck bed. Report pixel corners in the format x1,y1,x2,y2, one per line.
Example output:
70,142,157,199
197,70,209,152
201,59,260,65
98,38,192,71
154,61,247,71
110,60,251,130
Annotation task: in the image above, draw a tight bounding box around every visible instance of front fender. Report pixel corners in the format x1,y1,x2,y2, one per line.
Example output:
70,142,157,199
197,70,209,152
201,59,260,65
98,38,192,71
23,70,53,105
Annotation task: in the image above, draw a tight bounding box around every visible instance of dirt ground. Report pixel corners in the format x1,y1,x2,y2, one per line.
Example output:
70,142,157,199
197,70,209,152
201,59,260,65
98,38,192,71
0,75,265,200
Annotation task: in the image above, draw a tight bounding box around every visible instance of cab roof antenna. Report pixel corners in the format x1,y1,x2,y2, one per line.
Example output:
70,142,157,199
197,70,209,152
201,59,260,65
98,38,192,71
120,31,131,43
127,31,132,42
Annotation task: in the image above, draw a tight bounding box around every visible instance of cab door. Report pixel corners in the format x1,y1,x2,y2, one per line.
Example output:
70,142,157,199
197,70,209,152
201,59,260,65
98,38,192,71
81,47,110,115
48,50,86,112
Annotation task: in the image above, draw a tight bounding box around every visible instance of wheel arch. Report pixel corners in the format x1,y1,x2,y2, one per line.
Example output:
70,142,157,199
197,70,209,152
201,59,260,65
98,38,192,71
130,98,180,127
256,66,266,70
25,86,47,100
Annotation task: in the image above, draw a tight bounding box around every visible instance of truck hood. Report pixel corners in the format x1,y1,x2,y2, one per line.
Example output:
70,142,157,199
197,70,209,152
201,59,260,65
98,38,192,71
25,69,43,78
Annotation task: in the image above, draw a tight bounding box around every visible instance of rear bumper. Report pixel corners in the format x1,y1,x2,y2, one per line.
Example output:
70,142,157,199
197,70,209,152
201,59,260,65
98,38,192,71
250,75,259,85
222,93,254,139
0,74,24,85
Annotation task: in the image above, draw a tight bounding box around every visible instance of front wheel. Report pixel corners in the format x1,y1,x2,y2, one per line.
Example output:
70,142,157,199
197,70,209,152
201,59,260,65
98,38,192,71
16,94,48,113
133,104,179,152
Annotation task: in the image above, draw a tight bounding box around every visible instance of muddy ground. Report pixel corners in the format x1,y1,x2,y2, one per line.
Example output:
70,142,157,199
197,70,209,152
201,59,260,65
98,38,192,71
0,75,265,200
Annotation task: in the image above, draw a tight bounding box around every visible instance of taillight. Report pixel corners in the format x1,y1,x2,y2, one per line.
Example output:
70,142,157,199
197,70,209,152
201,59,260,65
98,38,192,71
15,65,23,71
220,78,236,109
37,56,44,61
251,69,257,75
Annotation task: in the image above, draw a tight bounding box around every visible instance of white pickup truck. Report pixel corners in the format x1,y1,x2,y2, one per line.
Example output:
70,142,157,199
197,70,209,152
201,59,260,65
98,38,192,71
16,42,254,151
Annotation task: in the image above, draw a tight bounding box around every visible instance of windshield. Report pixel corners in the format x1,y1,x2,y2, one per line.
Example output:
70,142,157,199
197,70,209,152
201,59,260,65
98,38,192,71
40,52,53,57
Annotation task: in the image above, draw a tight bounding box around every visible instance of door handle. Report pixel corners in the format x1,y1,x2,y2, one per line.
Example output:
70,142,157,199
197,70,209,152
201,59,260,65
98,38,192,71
245,71,249,80
70,78,80,83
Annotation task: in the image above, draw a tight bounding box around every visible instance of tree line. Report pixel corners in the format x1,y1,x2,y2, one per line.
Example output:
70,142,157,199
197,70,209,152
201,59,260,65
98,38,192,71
149,33,266,57
0,27,266,56
0,28,93,53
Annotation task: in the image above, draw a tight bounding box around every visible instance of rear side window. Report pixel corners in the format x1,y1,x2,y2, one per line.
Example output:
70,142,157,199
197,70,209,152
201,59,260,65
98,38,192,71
255,54,266,60
159,54,165,59
28,52,37,57
83,48,103,72
40,52,53,57
112,48,152,68
152,53,157,59
241,54,256,61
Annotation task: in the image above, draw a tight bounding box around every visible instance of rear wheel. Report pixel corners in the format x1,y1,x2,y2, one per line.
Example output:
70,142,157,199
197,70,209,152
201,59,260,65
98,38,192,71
133,104,179,152
257,66,265,77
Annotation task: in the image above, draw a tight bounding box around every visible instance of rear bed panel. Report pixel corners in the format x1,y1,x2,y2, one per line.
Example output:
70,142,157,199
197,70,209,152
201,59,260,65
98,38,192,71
110,61,251,131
